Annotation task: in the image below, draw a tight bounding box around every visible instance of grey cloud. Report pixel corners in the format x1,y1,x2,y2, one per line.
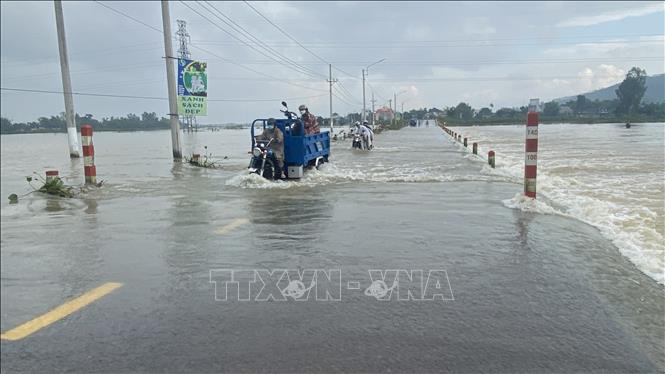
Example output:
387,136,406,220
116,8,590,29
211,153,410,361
1,1,663,123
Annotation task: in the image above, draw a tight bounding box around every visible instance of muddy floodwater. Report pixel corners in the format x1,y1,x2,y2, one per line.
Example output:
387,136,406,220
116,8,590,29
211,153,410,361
1,123,664,373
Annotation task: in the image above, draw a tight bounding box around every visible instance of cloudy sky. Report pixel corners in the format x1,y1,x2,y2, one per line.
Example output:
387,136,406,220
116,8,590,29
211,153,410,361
1,1,663,123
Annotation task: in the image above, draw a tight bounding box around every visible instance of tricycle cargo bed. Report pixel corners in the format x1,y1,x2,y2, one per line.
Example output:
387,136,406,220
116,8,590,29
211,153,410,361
284,132,330,166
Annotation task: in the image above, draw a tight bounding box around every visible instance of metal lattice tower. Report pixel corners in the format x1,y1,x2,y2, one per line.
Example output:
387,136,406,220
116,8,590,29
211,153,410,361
175,20,197,131
176,20,191,59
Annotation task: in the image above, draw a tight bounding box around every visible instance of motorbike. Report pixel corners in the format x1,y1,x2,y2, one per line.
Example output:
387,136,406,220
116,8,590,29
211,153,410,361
249,138,281,179
352,134,364,150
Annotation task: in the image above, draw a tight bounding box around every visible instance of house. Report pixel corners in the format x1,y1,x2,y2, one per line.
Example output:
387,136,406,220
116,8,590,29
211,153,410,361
429,108,444,118
375,107,394,121
559,106,573,115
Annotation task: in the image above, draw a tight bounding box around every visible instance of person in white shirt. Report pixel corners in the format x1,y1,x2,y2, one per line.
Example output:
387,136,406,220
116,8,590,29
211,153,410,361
361,120,374,150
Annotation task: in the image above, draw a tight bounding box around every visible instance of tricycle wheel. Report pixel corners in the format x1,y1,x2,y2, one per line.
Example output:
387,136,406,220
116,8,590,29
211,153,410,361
262,159,277,180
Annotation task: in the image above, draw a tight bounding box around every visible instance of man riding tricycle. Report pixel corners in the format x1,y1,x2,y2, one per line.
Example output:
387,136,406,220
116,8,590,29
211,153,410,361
248,102,330,180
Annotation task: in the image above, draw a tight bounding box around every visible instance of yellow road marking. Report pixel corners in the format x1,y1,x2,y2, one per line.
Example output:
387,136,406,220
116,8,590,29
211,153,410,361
0,282,123,341
215,218,249,235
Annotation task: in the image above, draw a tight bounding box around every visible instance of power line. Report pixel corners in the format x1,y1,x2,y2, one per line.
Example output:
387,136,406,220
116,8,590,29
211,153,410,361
202,0,326,79
333,66,360,80
91,0,327,93
242,1,329,65
0,43,162,68
188,44,328,92
179,1,324,80
332,86,358,106
364,75,633,82
178,56,664,66
2,62,163,84
0,87,328,102
331,90,356,107
190,33,665,46
193,39,665,49
1,88,166,100
93,1,163,33
367,82,387,103
336,81,362,104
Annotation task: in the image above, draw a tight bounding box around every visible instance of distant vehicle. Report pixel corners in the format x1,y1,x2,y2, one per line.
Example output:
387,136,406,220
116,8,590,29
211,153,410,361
248,101,330,180
409,119,417,127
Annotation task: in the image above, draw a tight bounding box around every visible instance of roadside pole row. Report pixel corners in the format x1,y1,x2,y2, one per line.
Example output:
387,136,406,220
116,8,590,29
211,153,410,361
438,122,496,169
43,124,99,188
438,100,539,200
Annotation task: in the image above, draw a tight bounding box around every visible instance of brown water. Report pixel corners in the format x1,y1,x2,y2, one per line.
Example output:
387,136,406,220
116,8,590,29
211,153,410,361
1,125,663,372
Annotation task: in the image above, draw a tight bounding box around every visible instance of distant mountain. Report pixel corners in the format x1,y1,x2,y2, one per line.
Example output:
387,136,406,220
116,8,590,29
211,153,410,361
555,74,664,104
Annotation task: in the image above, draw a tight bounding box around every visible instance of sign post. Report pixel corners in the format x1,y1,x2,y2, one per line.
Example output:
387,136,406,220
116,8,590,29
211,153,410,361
177,59,208,117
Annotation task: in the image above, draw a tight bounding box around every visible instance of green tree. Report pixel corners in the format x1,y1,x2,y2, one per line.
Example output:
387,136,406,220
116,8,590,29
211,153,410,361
616,67,647,119
452,102,474,120
574,95,588,114
476,107,492,118
1,117,13,133
543,101,560,116
495,108,518,118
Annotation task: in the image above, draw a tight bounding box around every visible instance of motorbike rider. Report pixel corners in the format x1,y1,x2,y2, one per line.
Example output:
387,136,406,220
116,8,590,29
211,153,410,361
361,120,374,150
352,121,372,150
255,118,285,178
299,104,320,135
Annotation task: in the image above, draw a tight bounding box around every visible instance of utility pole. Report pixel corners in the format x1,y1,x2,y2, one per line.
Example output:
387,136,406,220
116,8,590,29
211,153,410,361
176,19,197,133
161,0,182,160
362,69,366,123
54,0,80,158
327,64,337,135
394,92,397,125
361,59,385,124
388,99,392,123
371,92,377,127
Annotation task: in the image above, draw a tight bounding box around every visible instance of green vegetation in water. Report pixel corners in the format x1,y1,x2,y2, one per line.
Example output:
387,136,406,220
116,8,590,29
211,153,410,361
11,172,105,202
184,146,225,169
29,174,75,198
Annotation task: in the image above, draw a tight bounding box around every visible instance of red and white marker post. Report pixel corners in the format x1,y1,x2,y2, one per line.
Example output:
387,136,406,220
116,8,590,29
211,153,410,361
524,99,539,198
45,170,59,183
81,124,96,185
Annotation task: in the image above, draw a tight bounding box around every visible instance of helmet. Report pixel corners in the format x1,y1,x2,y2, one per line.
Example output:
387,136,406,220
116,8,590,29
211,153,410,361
298,105,307,111
354,121,360,126
363,120,369,125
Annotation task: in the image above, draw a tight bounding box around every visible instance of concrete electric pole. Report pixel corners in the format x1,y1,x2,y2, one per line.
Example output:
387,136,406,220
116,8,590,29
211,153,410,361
161,0,182,160
362,69,366,124
53,0,80,158
393,92,397,125
327,64,337,135
388,98,392,123
371,92,377,127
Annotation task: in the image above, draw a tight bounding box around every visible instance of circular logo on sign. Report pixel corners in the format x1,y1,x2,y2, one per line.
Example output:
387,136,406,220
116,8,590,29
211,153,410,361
183,61,207,97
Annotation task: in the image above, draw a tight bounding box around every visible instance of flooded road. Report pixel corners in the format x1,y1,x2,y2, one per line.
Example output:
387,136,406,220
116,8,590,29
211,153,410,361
1,124,663,373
